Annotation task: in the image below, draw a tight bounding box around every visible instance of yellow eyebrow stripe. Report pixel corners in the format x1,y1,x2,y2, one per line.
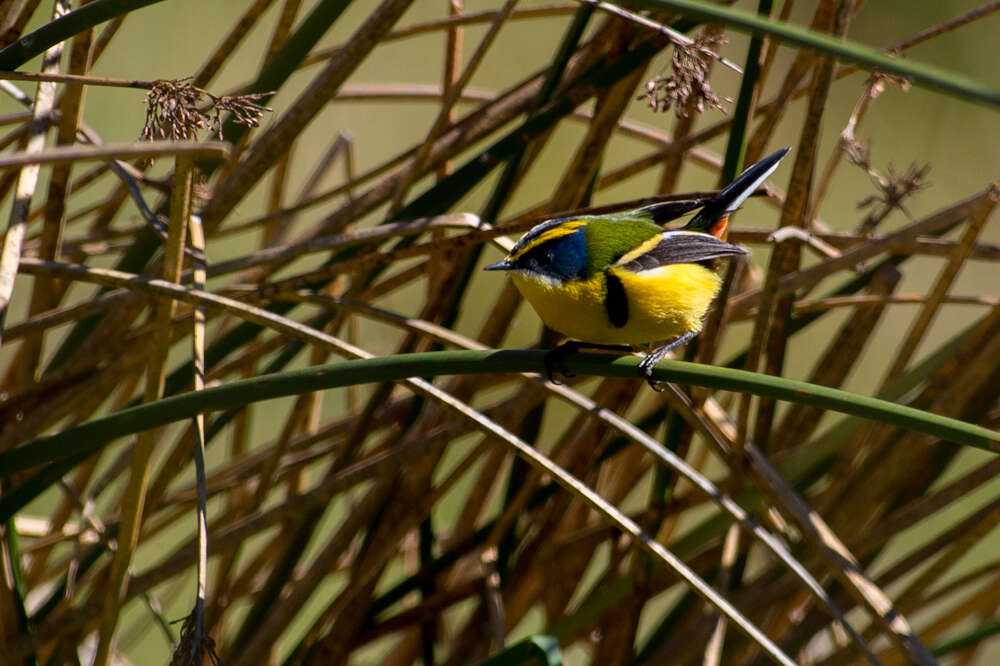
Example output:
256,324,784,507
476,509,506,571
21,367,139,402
509,220,586,261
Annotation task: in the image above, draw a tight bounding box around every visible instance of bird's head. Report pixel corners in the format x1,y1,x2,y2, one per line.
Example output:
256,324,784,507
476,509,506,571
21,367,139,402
484,218,590,283
485,215,665,283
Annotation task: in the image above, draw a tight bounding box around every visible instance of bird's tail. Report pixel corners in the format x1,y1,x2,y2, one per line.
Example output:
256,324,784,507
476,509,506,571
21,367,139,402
685,147,790,239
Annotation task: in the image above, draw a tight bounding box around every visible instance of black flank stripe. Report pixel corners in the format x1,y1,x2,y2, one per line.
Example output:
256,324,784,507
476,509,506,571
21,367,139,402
604,270,629,328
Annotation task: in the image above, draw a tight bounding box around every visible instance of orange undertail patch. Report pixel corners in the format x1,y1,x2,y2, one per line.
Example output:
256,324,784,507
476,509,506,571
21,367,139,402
707,214,729,240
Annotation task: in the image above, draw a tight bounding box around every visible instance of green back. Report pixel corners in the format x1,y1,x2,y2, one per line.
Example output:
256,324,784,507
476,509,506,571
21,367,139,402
582,213,662,275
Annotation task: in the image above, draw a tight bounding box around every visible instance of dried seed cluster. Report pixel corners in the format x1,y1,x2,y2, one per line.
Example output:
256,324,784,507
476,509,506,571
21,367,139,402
847,139,929,235
638,34,729,118
169,612,222,666
141,78,272,142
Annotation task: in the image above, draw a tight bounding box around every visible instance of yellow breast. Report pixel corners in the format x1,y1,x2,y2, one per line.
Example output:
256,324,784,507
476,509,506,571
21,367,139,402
510,263,722,346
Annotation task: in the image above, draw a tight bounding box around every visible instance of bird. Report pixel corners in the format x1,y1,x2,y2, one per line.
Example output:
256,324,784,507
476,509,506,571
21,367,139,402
484,147,789,388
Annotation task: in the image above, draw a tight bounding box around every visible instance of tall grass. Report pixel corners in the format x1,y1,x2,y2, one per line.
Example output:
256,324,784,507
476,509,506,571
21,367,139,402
0,1,998,664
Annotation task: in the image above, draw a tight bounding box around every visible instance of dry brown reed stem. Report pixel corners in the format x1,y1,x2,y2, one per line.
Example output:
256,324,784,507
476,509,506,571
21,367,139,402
849,453,1000,561
0,141,231,168
1,288,140,341
703,523,740,666
824,310,1000,540
298,3,577,67
0,0,42,49
261,133,351,250
0,120,31,157
329,82,745,197
0,0,63,356
302,301,872,664
4,462,409,659
918,559,1000,614
2,1,998,662
390,0,518,212
865,0,1000,61
746,443,931,664
881,184,998,380
166,214,214,666
0,69,157,89
160,430,437,564
0,308,155,454
303,432,467,661
809,75,898,228
266,0,303,59
437,0,464,182
728,227,1000,260
233,32,710,229
212,21,554,248
885,498,1000,618
93,153,194,666
27,10,93,379
192,0,277,89
885,583,1000,666
203,0,414,229
0,109,32,125
422,0,465,333
15,358,420,652
656,387,882,658
554,22,647,210
745,0,850,457
90,14,125,64
739,2,1000,169
728,186,995,315
771,264,901,452
817,310,1000,523
789,292,999,314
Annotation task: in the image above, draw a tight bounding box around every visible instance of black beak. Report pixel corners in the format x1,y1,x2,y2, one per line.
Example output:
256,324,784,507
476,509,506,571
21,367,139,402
483,260,513,271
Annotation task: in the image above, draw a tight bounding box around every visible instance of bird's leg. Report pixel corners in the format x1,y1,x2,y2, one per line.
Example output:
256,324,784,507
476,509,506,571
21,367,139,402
638,331,698,391
544,341,632,384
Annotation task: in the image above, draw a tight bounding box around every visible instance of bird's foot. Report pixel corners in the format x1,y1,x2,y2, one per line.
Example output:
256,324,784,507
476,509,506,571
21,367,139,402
639,331,698,390
638,351,669,392
543,341,581,384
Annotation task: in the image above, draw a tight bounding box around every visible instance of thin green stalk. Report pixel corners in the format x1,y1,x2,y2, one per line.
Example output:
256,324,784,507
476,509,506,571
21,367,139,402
0,350,995,488
1,522,35,666
474,636,563,666
931,617,1000,657
0,0,167,69
623,0,1000,106
720,0,774,182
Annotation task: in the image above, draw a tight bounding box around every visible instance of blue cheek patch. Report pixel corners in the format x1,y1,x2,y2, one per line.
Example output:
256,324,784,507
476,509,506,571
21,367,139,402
517,228,588,282
550,231,588,281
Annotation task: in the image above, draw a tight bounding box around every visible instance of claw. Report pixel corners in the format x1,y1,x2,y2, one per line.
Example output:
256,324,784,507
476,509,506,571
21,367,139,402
638,331,698,390
638,353,668,391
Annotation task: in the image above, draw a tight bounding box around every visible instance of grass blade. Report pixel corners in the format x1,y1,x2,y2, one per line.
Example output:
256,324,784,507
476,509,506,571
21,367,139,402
623,0,1000,106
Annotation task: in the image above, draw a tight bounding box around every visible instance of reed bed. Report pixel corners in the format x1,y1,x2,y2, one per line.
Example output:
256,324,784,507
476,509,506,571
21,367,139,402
0,1,998,664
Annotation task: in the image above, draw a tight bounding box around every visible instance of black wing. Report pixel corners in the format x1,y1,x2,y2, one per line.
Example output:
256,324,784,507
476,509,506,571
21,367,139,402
633,199,710,224
617,231,748,272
